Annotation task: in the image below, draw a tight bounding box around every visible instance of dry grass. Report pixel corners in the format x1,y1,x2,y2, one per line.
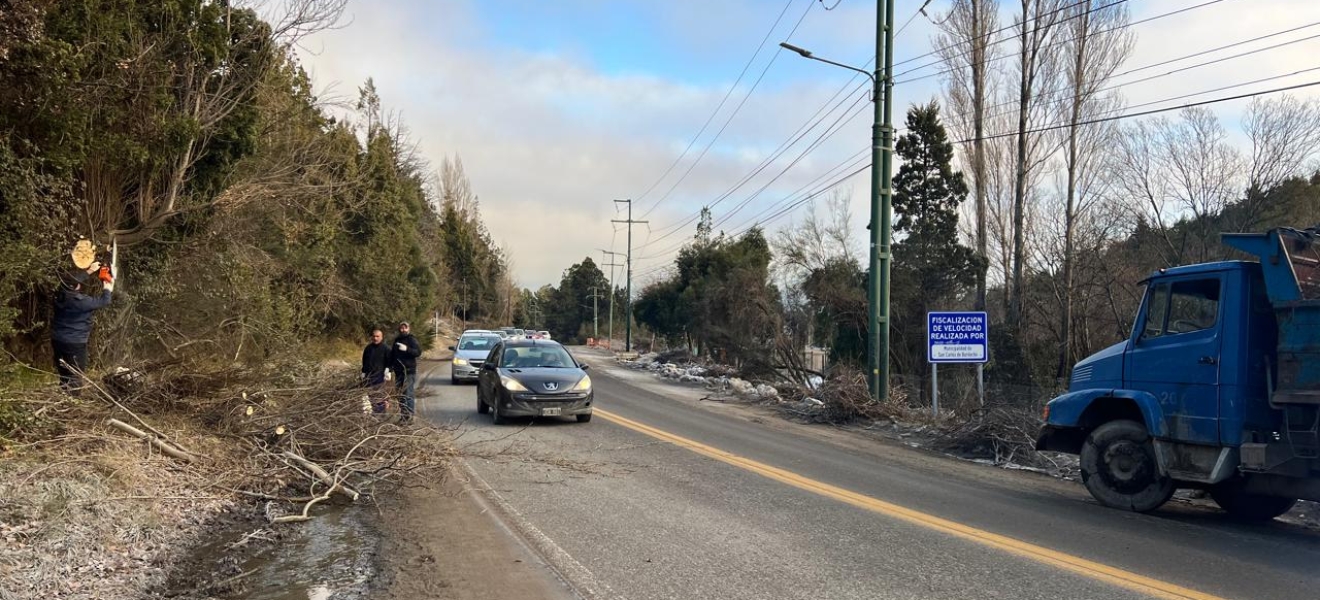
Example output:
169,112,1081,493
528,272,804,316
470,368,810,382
0,356,453,599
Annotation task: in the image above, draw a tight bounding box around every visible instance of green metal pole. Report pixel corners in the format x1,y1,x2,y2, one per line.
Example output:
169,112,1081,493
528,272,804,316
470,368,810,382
871,0,895,402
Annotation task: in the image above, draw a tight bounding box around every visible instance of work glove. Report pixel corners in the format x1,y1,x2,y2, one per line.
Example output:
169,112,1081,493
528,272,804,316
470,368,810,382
104,280,115,293
85,261,101,274
396,343,407,351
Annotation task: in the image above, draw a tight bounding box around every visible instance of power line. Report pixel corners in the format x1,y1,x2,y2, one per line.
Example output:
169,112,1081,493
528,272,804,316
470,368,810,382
638,91,868,254
635,148,870,265
890,0,1121,69
638,0,814,219
965,79,1320,143
894,0,1227,85
638,75,870,244
711,93,869,229
723,151,872,236
632,159,871,280
966,21,1320,124
966,25,1320,131
895,0,934,38
631,0,797,209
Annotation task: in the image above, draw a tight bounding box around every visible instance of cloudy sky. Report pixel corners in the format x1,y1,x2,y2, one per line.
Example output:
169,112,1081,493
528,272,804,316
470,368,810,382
296,0,1320,289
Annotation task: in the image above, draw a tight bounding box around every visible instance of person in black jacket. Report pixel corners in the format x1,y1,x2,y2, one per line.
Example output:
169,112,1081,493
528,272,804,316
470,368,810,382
52,263,113,395
360,328,391,413
389,321,422,422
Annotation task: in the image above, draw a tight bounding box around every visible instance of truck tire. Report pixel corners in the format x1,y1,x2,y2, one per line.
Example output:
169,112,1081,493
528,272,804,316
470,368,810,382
1080,419,1175,513
1210,481,1297,521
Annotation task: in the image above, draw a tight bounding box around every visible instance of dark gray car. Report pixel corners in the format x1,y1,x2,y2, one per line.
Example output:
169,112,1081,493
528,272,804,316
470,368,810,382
477,339,593,423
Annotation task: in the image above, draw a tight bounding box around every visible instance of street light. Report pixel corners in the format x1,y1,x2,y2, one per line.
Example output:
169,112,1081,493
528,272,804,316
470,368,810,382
778,42,875,83
779,0,894,403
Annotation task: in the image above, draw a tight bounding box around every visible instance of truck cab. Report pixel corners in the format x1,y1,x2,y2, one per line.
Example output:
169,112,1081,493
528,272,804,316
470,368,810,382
1038,228,1320,520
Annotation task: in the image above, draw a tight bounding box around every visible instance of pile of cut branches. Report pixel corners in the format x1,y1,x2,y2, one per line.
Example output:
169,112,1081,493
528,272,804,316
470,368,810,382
5,355,451,522
934,403,1062,471
784,366,912,424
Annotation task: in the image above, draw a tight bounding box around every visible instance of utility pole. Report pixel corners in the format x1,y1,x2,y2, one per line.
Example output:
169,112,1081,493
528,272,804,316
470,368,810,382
778,0,894,402
587,287,604,339
874,0,895,402
611,199,647,352
601,250,623,349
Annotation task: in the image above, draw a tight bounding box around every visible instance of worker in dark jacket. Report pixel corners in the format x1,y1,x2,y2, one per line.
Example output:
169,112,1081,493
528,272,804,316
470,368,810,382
52,263,113,394
389,321,422,422
361,329,390,413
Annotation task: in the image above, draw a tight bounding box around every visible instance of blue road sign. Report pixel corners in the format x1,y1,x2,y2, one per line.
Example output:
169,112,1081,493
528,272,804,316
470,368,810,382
927,311,988,364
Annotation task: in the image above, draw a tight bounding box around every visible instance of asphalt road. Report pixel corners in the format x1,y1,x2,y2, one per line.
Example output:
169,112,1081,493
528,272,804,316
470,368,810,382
418,353,1320,600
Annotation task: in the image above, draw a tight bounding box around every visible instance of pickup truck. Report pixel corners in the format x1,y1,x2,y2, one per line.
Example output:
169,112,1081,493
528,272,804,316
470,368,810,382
1037,227,1320,520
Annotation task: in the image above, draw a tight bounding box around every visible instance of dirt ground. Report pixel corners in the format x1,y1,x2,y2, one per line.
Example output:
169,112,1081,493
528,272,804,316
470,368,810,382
369,476,574,600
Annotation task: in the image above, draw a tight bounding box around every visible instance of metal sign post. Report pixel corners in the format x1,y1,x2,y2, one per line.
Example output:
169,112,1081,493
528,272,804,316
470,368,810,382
927,311,989,416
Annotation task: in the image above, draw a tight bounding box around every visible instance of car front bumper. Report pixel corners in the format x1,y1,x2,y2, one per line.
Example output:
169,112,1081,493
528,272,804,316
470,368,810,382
452,363,481,379
496,390,594,417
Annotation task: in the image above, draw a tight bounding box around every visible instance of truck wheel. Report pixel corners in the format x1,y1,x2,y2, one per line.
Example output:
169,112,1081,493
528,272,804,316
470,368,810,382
1080,419,1174,513
1210,481,1297,521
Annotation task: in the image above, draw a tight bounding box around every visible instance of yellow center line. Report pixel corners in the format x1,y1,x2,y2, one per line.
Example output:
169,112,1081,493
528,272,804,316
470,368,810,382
596,408,1224,600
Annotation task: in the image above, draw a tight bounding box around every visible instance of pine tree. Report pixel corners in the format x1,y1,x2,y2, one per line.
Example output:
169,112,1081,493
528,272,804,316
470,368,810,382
891,101,986,376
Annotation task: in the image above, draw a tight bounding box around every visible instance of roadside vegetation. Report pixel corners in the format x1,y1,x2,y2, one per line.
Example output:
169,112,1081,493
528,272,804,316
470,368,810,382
0,1,510,597
578,1,1320,474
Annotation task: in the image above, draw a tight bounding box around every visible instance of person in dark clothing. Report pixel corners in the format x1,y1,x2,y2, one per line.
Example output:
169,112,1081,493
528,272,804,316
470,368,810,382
52,263,113,395
360,329,390,413
388,321,422,422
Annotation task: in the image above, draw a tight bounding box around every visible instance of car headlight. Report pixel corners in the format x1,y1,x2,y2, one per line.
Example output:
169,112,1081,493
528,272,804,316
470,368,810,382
453,358,468,366
574,374,592,391
501,376,528,391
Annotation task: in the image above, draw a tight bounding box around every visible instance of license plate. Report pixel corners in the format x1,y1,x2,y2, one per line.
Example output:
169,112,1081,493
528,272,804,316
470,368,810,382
541,407,562,417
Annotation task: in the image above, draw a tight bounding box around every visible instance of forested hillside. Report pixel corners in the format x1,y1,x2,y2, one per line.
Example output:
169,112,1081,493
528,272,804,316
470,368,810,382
0,0,510,373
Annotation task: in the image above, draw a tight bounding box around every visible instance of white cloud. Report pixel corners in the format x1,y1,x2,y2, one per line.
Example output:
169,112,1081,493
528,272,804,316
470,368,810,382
296,0,1320,288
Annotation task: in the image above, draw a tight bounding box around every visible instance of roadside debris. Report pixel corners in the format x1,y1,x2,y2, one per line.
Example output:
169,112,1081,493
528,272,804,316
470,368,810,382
0,357,452,599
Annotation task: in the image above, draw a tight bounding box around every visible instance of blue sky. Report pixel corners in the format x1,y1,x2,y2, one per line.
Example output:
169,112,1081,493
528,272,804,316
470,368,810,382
299,0,1320,288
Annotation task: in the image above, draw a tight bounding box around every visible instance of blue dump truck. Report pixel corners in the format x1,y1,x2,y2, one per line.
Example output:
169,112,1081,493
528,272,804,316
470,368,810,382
1037,227,1320,520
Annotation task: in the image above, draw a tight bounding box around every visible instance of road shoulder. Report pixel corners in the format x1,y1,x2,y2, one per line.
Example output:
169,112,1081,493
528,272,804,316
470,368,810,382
370,472,577,600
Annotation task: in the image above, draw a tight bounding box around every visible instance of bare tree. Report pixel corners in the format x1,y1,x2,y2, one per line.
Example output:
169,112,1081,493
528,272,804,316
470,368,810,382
82,0,347,247
1115,108,1244,264
1234,95,1320,230
936,0,1001,311
440,155,479,215
1008,0,1066,332
1053,0,1133,377
772,190,858,282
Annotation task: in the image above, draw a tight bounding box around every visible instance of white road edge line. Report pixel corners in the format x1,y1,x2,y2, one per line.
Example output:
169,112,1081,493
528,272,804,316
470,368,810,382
454,455,626,600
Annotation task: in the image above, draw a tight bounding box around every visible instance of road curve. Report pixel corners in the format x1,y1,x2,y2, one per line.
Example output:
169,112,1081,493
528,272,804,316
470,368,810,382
418,354,1320,600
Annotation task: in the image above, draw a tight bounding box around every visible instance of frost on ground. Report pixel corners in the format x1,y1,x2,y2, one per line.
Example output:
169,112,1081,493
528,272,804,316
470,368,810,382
0,358,451,600
0,445,237,600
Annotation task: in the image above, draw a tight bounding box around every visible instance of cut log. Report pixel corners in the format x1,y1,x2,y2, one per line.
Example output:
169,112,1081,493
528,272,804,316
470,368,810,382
107,418,194,462
281,451,360,501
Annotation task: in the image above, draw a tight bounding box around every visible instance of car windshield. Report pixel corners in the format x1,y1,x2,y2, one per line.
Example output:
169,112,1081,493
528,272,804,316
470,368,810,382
459,335,499,351
502,345,576,368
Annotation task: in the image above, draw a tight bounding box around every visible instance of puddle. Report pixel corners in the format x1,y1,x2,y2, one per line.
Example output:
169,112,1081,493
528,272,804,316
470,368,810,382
183,503,379,600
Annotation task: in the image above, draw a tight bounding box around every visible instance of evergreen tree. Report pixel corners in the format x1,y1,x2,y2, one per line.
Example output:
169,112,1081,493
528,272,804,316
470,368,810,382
891,102,985,376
